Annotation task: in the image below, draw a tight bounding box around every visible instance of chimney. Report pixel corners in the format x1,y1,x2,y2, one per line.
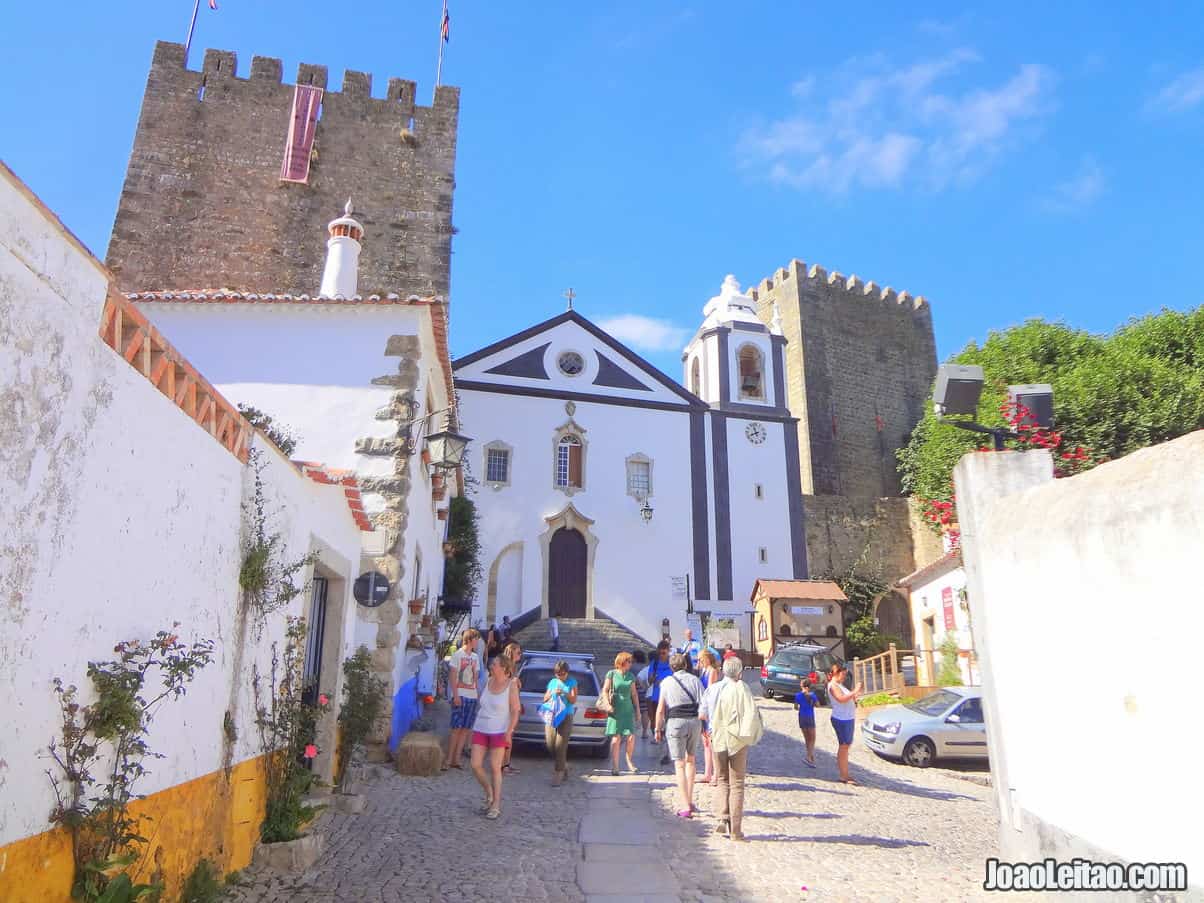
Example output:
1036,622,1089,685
319,199,364,298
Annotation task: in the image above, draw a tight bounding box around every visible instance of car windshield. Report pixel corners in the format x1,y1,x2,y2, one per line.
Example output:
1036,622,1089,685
904,689,962,716
519,666,599,696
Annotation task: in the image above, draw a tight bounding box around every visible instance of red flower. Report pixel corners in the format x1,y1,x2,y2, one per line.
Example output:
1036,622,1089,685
304,744,318,759
318,694,329,707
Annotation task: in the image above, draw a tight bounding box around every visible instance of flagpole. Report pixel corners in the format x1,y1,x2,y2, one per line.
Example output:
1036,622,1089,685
433,0,447,103
183,0,202,67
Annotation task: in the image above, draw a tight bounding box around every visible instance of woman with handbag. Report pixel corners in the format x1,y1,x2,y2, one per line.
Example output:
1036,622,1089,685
541,660,578,786
601,652,640,775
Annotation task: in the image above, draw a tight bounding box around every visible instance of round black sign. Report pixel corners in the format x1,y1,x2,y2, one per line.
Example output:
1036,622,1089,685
353,571,390,608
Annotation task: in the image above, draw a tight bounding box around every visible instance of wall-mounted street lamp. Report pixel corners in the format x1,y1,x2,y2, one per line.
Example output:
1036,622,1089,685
425,426,471,471
933,364,1053,450
639,498,654,523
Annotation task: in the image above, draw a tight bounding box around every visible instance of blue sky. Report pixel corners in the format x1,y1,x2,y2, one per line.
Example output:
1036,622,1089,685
4,2,1204,375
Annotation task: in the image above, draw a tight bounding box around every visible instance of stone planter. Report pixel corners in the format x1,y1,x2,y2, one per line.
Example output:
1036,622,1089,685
252,832,325,872
333,792,366,815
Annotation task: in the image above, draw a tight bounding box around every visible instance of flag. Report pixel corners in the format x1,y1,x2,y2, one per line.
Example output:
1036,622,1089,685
208,0,218,9
441,6,450,42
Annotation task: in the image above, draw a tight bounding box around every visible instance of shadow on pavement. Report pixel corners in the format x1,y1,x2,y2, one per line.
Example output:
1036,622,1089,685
748,833,932,848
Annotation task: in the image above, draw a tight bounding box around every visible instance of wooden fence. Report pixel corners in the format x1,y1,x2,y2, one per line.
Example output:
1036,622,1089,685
850,643,906,695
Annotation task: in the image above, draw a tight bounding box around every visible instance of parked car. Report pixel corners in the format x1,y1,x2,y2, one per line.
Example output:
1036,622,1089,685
759,643,841,704
512,651,609,756
861,686,987,767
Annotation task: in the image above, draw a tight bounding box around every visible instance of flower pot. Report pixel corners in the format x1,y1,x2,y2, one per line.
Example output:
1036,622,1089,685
252,832,325,872
442,541,456,558
431,472,445,489
432,485,446,501
436,508,448,521
407,599,424,615
420,614,432,628
420,448,432,466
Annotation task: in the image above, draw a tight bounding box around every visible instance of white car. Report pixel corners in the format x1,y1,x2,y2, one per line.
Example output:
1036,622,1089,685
512,651,610,756
861,686,987,767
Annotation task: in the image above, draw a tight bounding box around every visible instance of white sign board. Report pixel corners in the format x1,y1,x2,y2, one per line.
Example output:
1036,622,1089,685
789,605,825,616
670,576,689,600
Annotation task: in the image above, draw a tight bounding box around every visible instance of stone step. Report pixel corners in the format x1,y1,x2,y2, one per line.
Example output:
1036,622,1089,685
514,616,656,681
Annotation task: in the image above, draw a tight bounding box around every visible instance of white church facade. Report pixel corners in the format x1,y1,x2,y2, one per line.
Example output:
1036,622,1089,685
455,276,808,648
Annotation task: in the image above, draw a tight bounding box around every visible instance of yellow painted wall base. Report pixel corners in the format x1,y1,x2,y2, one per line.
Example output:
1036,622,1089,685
0,754,267,903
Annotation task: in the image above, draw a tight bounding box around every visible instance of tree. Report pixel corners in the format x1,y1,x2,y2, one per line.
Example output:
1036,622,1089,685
898,308,1204,509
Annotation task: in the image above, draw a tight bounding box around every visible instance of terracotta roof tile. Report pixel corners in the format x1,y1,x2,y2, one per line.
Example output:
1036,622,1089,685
750,579,848,603
897,550,962,588
295,461,374,532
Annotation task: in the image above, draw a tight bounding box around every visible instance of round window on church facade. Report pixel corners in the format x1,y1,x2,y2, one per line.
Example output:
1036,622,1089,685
557,351,585,376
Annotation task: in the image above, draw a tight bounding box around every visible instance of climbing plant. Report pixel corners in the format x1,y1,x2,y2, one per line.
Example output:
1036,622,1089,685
45,627,215,902
236,404,299,457
936,633,964,687
240,449,319,637
251,618,328,843
442,496,483,606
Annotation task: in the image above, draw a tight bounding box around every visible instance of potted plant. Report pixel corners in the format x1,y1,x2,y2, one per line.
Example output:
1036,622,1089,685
442,541,456,558
334,646,385,812
251,619,330,872
420,447,432,466
436,508,448,521
407,597,425,616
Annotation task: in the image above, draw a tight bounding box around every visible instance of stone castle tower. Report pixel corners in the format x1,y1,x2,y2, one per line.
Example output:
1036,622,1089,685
106,41,458,296
751,259,937,499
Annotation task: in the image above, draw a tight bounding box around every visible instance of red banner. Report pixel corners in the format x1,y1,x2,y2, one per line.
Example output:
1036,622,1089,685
941,586,956,631
280,85,323,183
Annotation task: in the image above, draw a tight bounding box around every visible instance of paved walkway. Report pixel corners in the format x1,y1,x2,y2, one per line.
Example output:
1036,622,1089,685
227,681,1023,902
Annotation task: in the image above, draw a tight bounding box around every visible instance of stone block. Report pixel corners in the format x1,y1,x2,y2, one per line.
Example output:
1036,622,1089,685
252,832,325,872
395,731,443,776
332,792,366,814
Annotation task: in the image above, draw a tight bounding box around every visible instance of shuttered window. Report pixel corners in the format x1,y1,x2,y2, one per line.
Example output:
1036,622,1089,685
557,435,583,488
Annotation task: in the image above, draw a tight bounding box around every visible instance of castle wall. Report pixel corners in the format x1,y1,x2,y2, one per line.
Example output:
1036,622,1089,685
753,259,937,498
800,495,918,583
106,41,458,297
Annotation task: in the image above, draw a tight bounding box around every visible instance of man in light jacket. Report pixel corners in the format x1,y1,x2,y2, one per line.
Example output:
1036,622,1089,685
705,656,763,841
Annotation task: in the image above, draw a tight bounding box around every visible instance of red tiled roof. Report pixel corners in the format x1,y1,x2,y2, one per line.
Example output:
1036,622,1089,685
294,461,374,532
128,290,457,428
751,579,848,603
897,550,962,588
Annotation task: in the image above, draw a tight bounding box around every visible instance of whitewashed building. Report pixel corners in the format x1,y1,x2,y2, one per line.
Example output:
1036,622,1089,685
128,203,457,737
455,276,807,647
898,549,979,686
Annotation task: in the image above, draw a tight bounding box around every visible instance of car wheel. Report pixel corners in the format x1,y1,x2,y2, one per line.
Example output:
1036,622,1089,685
902,737,936,768
763,688,774,700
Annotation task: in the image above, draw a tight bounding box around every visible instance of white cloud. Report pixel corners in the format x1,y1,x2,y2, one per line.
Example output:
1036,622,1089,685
1149,67,1204,113
1042,158,1105,212
741,50,1054,193
597,314,691,352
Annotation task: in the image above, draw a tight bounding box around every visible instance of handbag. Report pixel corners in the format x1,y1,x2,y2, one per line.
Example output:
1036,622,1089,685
596,670,616,714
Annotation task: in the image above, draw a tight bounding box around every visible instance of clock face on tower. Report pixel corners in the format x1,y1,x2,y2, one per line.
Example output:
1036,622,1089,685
745,422,767,445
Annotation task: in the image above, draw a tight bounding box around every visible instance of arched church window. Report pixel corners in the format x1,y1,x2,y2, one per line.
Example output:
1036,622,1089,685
737,344,764,400
690,357,701,396
556,434,583,489
779,623,792,636
757,617,769,642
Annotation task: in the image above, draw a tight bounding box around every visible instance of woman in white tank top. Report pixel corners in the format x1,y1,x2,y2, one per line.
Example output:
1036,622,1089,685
469,656,520,819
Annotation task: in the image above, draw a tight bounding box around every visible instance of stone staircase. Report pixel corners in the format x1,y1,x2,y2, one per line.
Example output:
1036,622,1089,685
514,614,657,681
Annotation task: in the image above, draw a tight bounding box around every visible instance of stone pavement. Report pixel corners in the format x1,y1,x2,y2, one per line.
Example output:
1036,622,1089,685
227,681,1029,902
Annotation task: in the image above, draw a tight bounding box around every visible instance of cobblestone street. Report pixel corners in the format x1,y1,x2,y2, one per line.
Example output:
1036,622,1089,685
226,678,1026,902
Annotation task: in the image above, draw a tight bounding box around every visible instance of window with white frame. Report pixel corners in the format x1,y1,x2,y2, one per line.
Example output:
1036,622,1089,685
556,434,583,489
625,453,653,499
483,441,513,488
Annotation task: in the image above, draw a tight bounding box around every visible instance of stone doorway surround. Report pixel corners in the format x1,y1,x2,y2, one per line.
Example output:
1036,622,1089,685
539,503,597,619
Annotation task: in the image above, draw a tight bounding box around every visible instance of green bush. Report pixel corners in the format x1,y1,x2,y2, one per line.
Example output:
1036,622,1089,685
857,692,900,708
337,646,386,792
180,860,224,903
936,634,964,687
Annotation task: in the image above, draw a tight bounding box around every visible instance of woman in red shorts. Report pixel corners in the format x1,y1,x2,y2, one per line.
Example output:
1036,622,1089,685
469,655,521,819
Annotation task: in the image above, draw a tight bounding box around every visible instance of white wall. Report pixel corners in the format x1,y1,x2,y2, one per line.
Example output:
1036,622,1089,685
954,437,1204,879
908,562,975,684
0,168,364,847
461,390,696,644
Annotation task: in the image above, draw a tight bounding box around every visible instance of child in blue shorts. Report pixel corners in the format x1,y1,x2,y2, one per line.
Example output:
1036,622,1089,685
794,677,819,768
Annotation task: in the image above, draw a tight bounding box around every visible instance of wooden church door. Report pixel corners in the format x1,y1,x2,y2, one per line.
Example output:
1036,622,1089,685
548,527,587,618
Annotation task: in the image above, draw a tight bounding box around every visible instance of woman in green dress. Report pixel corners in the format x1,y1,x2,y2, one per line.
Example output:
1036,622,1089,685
602,652,641,775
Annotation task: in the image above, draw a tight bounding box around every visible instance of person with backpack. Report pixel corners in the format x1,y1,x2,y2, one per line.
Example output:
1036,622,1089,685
654,653,705,818
707,656,764,841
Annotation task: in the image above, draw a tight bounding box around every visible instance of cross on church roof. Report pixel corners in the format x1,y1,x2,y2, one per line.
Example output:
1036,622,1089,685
563,287,576,311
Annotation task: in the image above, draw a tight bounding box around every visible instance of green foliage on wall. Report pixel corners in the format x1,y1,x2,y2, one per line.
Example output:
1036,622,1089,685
442,496,483,606
897,308,1204,504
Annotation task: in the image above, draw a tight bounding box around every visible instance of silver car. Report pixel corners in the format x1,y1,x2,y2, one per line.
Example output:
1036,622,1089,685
512,651,609,756
861,686,988,767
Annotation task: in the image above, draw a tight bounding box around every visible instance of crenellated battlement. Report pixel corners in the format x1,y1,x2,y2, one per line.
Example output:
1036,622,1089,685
150,41,456,116
749,257,928,312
